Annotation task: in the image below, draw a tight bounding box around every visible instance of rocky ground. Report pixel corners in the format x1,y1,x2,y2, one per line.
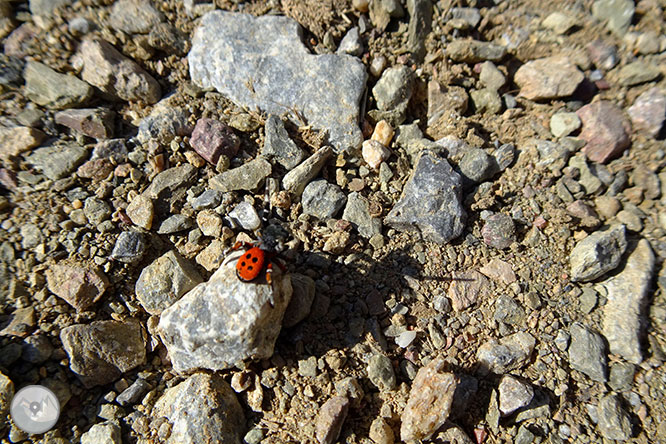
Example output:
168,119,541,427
0,0,665,443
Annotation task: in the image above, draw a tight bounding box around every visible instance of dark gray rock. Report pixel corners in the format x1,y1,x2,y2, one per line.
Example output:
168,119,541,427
116,378,150,406
302,179,346,220
26,144,88,181
570,224,627,282
385,151,465,244
190,189,223,211
407,0,432,61
262,115,306,169
60,319,146,387
158,255,292,372
568,322,608,382
342,192,382,238
110,231,146,264
189,11,366,152
482,213,515,249
603,239,654,364
21,334,53,364
0,54,24,89
458,148,497,184
153,373,245,444
609,362,635,391
135,250,203,315
493,143,515,171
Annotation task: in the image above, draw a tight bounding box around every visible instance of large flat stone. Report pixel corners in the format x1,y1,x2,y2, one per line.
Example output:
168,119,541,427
188,11,366,152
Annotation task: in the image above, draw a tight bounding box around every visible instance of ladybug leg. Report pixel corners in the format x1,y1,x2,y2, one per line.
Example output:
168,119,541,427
222,241,254,266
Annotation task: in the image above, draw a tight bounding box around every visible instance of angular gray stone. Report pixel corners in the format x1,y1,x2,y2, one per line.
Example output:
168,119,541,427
153,373,245,444
385,151,465,244
282,146,333,195
459,148,497,184
77,38,161,104
498,375,534,416
407,0,432,61
21,334,53,364
228,201,261,231
262,115,306,169
302,179,346,220
26,143,89,180
373,65,413,111
110,231,146,264
592,0,634,36
597,394,632,440
367,354,396,391
135,250,203,315
476,332,535,374
109,0,163,34
616,61,660,87
189,11,366,152
60,319,146,387
92,139,128,163
210,158,272,192
568,322,608,382
342,192,382,238
0,55,24,90
337,26,362,56
603,239,654,364
157,214,193,234
570,225,627,282
116,378,150,406
145,164,197,199
137,104,191,145
627,87,666,138
24,60,93,109
158,253,292,372
446,39,507,63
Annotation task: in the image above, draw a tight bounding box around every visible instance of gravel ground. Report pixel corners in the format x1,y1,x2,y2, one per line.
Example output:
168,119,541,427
1,0,666,443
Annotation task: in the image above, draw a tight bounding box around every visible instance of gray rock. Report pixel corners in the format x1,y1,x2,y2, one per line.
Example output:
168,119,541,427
597,394,632,440
210,157,272,192
482,213,516,249
529,138,572,173
157,214,193,234
568,322,608,382
20,223,42,249
116,378,150,406
21,334,53,364
400,357,458,442
513,389,551,422
609,362,635,391
302,179,346,220
479,61,506,90
0,371,13,419
145,164,197,199
569,224,627,282
29,0,71,18
190,189,223,211
542,11,579,34
616,61,661,86
135,250,203,315
110,231,146,264
153,373,245,444
189,11,366,152
0,55,25,89
592,0,634,36
263,115,306,169
77,38,161,104
515,425,536,444
493,143,515,171
337,26,362,56
148,22,189,56
603,239,654,364
373,65,413,112
283,273,315,328
498,375,534,416
228,201,261,231
137,103,191,145
158,254,292,372
470,88,502,114
494,295,525,325
60,319,146,387
342,192,382,238
24,61,92,109
83,196,112,224
459,148,497,184
80,421,121,444
407,0,432,61
477,332,535,374
446,39,507,63
109,0,163,34
448,7,481,28
367,354,396,391
26,143,88,181
315,396,350,444
386,151,465,244
283,146,333,195
568,155,602,195
550,112,581,138
92,139,128,163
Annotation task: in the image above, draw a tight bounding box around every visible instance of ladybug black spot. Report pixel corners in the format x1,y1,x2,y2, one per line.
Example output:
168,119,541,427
252,257,258,263
245,253,252,259
247,265,253,271
241,261,246,267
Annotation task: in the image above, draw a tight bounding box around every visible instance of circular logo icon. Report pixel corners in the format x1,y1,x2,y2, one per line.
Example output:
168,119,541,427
10,385,60,434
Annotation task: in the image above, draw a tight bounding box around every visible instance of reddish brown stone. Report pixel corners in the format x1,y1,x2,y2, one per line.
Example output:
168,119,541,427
190,118,240,165
577,101,631,163
46,263,110,311
55,108,115,139
77,158,114,181
4,23,37,58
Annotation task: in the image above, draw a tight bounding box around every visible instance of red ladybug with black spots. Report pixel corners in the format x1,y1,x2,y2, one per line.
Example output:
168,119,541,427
227,240,286,284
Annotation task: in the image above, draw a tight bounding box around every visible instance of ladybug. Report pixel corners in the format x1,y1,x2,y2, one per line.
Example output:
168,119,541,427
227,240,286,284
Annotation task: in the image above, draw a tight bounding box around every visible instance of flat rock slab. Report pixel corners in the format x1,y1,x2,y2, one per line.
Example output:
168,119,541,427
385,151,466,244
24,60,93,109
602,239,654,364
189,11,366,152
569,224,627,282
153,373,245,444
158,252,292,372
60,319,146,387
514,56,584,100
568,322,608,382
577,101,631,163
26,144,88,180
